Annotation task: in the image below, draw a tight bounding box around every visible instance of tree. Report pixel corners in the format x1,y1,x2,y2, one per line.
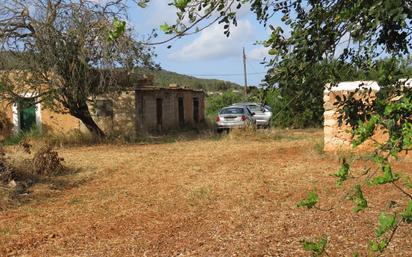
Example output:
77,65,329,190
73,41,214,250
140,0,412,254
0,0,155,138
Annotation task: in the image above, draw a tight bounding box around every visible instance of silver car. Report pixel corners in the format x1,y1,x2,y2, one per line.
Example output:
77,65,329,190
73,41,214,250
233,102,273,127
216,106,256,132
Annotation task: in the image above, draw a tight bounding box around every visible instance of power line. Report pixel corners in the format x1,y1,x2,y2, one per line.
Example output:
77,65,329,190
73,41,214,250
186,71,267,77
247,58,265,75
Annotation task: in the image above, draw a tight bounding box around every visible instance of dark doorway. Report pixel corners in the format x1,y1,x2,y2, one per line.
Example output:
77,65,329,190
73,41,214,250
178,97,184,127
193,97,199,123
19,99,36,132
156,98,163,130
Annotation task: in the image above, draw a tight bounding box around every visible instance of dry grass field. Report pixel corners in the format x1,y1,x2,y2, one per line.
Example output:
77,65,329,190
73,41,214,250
0,129,411,256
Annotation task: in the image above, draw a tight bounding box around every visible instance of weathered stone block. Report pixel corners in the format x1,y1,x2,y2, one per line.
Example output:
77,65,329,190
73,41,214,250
324,119,337,127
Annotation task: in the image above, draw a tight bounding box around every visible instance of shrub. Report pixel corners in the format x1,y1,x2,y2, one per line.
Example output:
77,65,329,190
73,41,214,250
0,111,12,140
3,127,43,146
32,145,65,176
205,91,244,120
0,145,16,184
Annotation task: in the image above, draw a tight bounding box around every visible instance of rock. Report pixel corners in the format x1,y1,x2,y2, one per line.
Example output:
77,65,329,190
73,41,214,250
8,179,17,188
324,119,337,127
323,110,336,119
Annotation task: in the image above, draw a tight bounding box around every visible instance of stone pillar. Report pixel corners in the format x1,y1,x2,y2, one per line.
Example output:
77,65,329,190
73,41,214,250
323,91,353,152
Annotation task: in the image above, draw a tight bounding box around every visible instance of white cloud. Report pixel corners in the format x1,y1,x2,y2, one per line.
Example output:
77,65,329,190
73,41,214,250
143,0,178,29
248,46,270,61
169,19,254,61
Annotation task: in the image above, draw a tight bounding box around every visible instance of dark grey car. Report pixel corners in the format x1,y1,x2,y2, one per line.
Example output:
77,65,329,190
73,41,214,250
215,106,256,132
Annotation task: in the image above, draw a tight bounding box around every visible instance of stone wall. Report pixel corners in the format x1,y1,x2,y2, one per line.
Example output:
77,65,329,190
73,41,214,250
91,88,205,137
0,98,81,139
113,91,137,135
323,91,354,152
323,88,386,152
135,89,205,134
41,108,82,133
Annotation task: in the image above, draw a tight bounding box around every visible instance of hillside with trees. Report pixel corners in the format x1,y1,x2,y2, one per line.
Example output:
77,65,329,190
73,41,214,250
134,67,242,92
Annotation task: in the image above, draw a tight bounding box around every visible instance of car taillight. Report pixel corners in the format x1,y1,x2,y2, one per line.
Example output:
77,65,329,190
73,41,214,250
241,115,247,121
216,116,220,122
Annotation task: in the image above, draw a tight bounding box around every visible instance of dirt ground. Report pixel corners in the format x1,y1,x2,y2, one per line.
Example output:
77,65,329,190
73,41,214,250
0,129,411,256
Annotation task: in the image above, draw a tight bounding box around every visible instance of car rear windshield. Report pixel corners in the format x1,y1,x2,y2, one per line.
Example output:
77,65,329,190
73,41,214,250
248,105,264,112
220,108,244,114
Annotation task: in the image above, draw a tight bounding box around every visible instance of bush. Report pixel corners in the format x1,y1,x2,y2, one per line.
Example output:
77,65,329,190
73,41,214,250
32,145,65,176
3,127,43,146
0,111,12,141
205,91,245,120
0,145,16,184
248,88,323,128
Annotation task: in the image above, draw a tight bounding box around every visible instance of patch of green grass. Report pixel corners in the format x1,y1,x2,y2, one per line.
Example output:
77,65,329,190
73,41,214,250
313,140,325,155
68,198,83,205
3,127,44,145
187,186,213,206
0,227,10,236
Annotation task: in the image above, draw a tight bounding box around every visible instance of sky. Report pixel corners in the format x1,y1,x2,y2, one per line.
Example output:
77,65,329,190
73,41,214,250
127,0,277,86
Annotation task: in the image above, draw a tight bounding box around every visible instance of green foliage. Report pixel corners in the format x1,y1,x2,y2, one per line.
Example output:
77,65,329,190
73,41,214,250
3,127,43,146
404,176,412,189
205,91,244,119
352,115,380,147
370,239,388,253
297,189,319,209
248,87,322,128
400,201,412,223
302,236,327,257
0,52,32,70
137,0,150,8
369,164,399,186
108,18,126,42
174,0,190,11
369,213,398,252
402,122,412,149
350,184,368,213
375,213,397,238
159,23,172,34
333,159,349,185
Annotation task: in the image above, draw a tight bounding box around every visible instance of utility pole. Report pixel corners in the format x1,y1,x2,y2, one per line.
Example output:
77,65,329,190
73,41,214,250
243,47,248,97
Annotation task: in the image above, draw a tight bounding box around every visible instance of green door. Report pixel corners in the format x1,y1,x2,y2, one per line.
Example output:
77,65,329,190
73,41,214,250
19,99,37,132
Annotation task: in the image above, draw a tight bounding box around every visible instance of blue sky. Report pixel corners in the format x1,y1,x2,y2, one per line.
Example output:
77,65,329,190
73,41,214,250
127,0,276,86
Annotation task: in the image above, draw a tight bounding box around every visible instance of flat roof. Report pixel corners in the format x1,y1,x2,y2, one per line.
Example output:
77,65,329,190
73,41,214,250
325,81,380,93
135,87,203,93
325,79,412,93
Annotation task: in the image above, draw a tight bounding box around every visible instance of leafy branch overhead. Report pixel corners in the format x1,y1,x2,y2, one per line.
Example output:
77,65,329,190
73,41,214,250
350,184,368,213
333,158,349,186
108,18,127,42
401,201,412,223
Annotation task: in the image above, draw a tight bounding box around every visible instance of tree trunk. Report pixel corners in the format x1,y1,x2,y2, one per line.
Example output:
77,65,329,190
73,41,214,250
70,104,106,139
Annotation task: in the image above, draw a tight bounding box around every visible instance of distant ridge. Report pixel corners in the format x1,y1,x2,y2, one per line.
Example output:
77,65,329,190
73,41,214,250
0,51,242,93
